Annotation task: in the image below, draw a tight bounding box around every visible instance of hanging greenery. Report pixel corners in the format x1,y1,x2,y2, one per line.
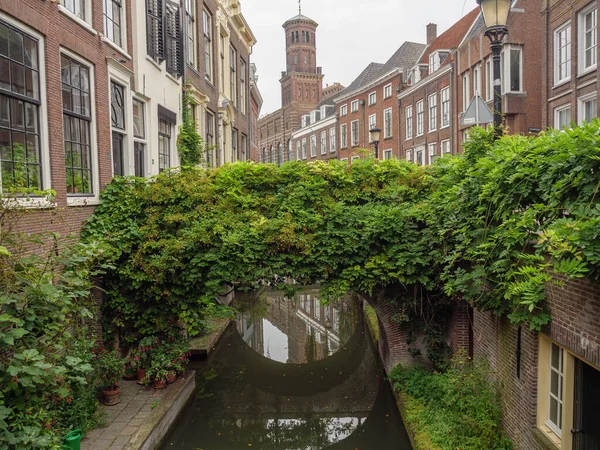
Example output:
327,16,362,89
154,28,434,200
177,88,205,167
82,123,600,358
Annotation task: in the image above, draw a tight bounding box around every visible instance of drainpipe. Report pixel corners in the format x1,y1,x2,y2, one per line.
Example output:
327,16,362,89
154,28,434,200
449,60,455,155
360,99,366,148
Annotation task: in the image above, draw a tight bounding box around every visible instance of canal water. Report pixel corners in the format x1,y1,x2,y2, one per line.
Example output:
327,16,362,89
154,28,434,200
162,286,412,449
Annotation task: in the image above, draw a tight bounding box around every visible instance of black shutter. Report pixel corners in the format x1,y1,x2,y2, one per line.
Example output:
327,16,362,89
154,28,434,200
165,2,182,78
146,0,164,60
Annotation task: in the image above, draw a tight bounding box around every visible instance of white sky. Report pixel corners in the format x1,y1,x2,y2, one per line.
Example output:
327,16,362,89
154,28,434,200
242,0,479,115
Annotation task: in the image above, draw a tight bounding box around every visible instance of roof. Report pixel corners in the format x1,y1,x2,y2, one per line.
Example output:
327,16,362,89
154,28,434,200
336,62,384,101
283,13,318,27
380,41,427,75
461,12,485,45
418,8,480,71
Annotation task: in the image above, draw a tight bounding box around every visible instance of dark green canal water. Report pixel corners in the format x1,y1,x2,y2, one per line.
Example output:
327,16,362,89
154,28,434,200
162,287,412,450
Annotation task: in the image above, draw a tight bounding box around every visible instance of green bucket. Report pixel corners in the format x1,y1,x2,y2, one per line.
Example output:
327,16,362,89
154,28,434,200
63,429,82,450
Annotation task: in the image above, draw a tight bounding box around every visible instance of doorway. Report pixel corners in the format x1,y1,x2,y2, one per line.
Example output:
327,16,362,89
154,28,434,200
573,359,600,450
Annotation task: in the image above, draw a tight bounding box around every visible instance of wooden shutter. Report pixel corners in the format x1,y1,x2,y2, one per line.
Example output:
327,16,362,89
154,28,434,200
146,0,164,60
165,2,182,78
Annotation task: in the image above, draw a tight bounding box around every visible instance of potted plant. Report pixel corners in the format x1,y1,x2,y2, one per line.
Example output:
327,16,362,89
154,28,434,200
123,363,137,381
165,337,191,381
133,337,155,384
93,349,125,406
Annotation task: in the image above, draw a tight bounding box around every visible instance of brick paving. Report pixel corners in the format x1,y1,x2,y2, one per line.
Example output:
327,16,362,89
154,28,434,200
81,380,171,450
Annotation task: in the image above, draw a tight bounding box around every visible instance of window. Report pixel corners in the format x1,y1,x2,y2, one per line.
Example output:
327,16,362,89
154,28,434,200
351,156,360,164
205,111,214,167
185,0,196,68
147,0,164,60
240,58,246,114
351,120,359,146
555,104,571,129
158,118,172,172
441,139,450,154
473,65,482,97
132,99,146,177
405,105,413,140
554,22,572,85
416,100,424,136
428,142,436,165
340,123,347,148
320,131,326,155
383,149,392,160
203,10,213,82
504,47,522,93
429,52,440,73
61,0,85,19
103,0,122,47
329,127,336,152
110,81,126,176
302,138,307,159
547,343,564,436
485,58,493,101
310,134,317,157
369,114,376,132
165,1,182,77
61,54,94,195
351,100,358,112
368,92,376,105
579,93,597,124
428,93,437,132
0,22,43,192
232,128,238,161
415,147,424,165
340,104,347,116
579,5,597,73
384,84,392,99
296,140,301,160
287,139,292,162
220,35,225,92
441,87,450,128
462,73,470,112
406,149,412,162
241,134,247,162
230,46,237,105
384,108,392,138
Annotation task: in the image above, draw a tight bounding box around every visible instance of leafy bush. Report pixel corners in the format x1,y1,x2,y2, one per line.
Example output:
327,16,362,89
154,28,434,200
391,351,512,450
92,350,125,389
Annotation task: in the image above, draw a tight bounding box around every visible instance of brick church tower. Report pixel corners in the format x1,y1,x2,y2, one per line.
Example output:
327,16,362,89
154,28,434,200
280,9,324,131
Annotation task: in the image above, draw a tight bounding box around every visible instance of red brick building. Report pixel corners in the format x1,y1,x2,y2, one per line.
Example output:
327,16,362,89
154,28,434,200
336,42,426,163
399,10,480,164
249,63,263,162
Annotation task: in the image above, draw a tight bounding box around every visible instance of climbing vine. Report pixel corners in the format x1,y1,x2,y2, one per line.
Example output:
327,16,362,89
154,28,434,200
82,123,600,360
177,88,205,167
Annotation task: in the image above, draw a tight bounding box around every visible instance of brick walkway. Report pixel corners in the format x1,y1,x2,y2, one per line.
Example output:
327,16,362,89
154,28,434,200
81,380,174,450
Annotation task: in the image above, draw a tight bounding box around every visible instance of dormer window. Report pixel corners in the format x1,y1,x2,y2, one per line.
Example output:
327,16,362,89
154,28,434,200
429,53,440,73
321,106,327,117
310,110,318,123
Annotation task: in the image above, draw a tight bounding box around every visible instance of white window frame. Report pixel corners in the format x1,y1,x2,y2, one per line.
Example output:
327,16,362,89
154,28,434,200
351,155,360,163
554,104,572,129
302,138,307,159
58,0,95,34
369,113,377,132
341,157,348,163
554,21,572,86
351,120,359,146
384,108,393,138
296,140,301,160
62,47,100,205
405,105,413,140
485,58,493,101
310,134,316,157
351,100,359,112
441,87,450,128
320,131,327,155
441,139,450,154
406,149,413,162
503,45,523,93
102,0,128,54
384,83,392,99
578,4,597,75
415,146,424,166
329,127,336,152
578,92,597,124
368,91,376,105
340,104,347,116
473,64,482,97
428,93,437,132
340,123,348,148
462,73,470,112
132,98,148,177
383,149,392,160
416,100,424,136
546,343,564,437
428,142,437,165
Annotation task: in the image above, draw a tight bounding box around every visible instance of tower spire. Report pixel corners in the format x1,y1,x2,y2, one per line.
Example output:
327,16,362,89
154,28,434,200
298,0,301,14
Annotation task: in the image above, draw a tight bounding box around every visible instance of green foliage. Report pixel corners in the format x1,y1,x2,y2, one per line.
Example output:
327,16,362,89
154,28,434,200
82,122,600,356
0,201,109,448
177,89,205,167
92,350,124,389
390,351,513,450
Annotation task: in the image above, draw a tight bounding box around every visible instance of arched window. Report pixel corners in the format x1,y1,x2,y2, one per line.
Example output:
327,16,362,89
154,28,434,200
278,143,283,166
291,32,294,43
295,31,299,42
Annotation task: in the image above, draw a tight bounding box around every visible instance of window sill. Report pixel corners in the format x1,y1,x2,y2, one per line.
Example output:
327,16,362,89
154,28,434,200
101,37,131,60
1,197,56,210
146,56,163,71
577,65,597,78
553,79,571,90
58,6,97,36
165,72,182,86
533,426,561,450
428,129,437,134
67,196,100,207
384,137,393,140
440,124,450,130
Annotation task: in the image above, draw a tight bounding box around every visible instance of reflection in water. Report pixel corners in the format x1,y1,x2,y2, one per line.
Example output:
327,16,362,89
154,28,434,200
162,287,411,450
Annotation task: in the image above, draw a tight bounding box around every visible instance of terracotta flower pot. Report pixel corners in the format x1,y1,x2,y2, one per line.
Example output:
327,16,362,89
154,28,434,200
152,379,167,389
136,368,147,384
123,371,137,381
166,371,177,384
102,385,121,406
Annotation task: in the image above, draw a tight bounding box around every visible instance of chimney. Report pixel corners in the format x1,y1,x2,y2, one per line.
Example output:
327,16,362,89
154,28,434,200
427,23,438,45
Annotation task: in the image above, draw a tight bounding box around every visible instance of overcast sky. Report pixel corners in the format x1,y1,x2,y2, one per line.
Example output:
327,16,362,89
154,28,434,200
242,0,479,115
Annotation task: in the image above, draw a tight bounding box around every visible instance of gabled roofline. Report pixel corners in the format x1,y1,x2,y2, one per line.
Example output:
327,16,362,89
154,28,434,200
457,12,483,48
398,64,452,100
334,68,402,104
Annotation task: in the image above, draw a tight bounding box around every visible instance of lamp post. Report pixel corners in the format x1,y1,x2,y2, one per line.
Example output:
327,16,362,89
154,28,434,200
476,0,511,138
369,127,381,159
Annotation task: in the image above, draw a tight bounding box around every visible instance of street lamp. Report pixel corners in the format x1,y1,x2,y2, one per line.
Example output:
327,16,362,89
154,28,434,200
477,0,511,138
369,127,381,159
